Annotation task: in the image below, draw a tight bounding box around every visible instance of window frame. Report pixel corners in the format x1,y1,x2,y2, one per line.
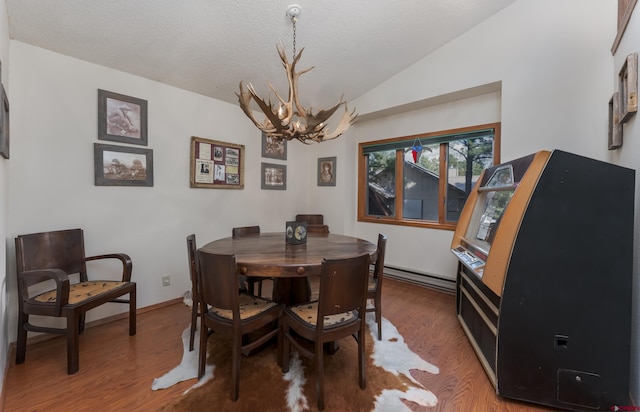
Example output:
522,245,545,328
358,122,501,231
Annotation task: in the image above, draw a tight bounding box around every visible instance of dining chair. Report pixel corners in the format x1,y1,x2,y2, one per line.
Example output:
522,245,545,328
196,251,284,401
295,214,324,225
14,228,136,374
306,224,330,235
232,225,269,297
186,234,201,352
279,253,370,411
366,234,388,340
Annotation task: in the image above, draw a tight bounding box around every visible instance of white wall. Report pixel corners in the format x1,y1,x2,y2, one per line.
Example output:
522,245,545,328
609,0,640,403
349,0,615,280
5,41,327,341
4,0,637,403
348,0,640,402
0,0,10,396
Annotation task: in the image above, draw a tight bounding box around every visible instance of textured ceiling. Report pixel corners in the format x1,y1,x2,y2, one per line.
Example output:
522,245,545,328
6,0,516,111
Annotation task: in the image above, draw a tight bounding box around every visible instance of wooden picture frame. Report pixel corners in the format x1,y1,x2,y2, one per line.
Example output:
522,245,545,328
609,92,623,150
261,131,287,160
98,89,148,146
0,84,9,159
190,136,244,189
619,52,638,123
94,143,153,186
261,162,286,190
317,156,336,186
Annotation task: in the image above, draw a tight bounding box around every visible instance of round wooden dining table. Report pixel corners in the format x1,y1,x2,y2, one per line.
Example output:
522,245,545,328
199,232,377,305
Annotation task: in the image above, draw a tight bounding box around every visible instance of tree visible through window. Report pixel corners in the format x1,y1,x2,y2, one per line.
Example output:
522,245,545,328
358,123,500,230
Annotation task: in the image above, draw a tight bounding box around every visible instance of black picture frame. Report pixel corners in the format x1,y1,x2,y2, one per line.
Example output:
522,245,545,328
0,84,9,159
317,156,336,186
261,131,287,160
98,89,148,146
261,162,286,190
94,143,153,186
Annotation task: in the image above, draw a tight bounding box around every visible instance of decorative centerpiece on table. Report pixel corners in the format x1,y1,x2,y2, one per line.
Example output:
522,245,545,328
285,221,307,245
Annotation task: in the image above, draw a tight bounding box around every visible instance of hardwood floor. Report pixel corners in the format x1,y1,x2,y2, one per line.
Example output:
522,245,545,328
2,278,557,411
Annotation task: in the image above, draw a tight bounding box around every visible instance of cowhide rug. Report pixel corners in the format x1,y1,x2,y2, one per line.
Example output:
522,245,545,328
152,310,439,411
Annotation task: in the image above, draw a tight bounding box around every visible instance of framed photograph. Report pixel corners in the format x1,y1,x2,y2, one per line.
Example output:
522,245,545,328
261,131,287,160
94,143,153,186
619,52,638,123
261,162,286,190
0,84,9,159
609,92,623,150
190,136,244,189
317,156,336,186
98,89,148,146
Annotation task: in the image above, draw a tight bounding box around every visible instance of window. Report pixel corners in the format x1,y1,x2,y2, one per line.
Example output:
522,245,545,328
358,123,500,230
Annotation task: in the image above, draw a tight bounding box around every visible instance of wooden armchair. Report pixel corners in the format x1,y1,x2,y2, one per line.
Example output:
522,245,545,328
14,228,136,374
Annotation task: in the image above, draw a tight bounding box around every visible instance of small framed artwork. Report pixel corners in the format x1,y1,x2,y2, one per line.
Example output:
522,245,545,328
619,52,638,123
317,156,336,186
609,92,623,150
0,84,9,159
94,143,153,186
261,162,287,190
261,131,287,160
190,136,244,189
98,89,148,146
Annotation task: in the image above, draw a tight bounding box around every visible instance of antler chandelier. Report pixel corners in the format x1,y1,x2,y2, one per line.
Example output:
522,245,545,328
237,4,358,144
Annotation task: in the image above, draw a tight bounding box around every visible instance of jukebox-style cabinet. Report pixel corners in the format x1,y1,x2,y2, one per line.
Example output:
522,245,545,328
451,150,634,411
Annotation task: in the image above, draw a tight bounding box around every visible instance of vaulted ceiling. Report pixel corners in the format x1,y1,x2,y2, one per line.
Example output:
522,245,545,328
6,0,516,111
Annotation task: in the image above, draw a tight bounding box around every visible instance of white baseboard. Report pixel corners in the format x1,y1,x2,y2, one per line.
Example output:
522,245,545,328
384,265,456,294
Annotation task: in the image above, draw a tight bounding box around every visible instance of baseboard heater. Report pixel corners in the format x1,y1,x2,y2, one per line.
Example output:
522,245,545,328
384,265,456,294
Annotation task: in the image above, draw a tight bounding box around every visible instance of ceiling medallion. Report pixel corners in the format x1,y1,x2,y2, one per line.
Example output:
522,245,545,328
237,4,358,144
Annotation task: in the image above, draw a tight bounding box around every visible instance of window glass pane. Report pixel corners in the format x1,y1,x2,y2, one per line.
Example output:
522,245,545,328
403,143,440,220
445,137,494,222
367,150,396,216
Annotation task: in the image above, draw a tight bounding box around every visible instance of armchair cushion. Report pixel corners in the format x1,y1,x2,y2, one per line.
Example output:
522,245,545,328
34,280,127,304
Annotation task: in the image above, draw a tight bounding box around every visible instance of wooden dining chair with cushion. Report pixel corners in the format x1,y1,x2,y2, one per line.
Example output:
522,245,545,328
186,234,201,352
14,228,136,374
231,225,268,297
279,253,371,411
196,251,284,401
366,234,388,340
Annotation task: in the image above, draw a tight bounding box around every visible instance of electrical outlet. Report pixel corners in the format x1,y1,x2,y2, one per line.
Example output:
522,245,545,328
162,275,171,287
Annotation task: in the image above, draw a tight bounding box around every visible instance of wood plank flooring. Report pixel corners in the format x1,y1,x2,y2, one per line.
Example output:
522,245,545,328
2,278,557,411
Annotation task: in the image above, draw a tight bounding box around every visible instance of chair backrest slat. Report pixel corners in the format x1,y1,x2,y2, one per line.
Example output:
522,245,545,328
232,225,260,238
295,214,323,225
197,251,238,313
186,234,198,298
318,254,370,319
16,229,87,284
374,234,388,280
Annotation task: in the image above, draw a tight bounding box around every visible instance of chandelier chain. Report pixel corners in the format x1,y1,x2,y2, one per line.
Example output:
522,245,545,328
291,16,297,57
